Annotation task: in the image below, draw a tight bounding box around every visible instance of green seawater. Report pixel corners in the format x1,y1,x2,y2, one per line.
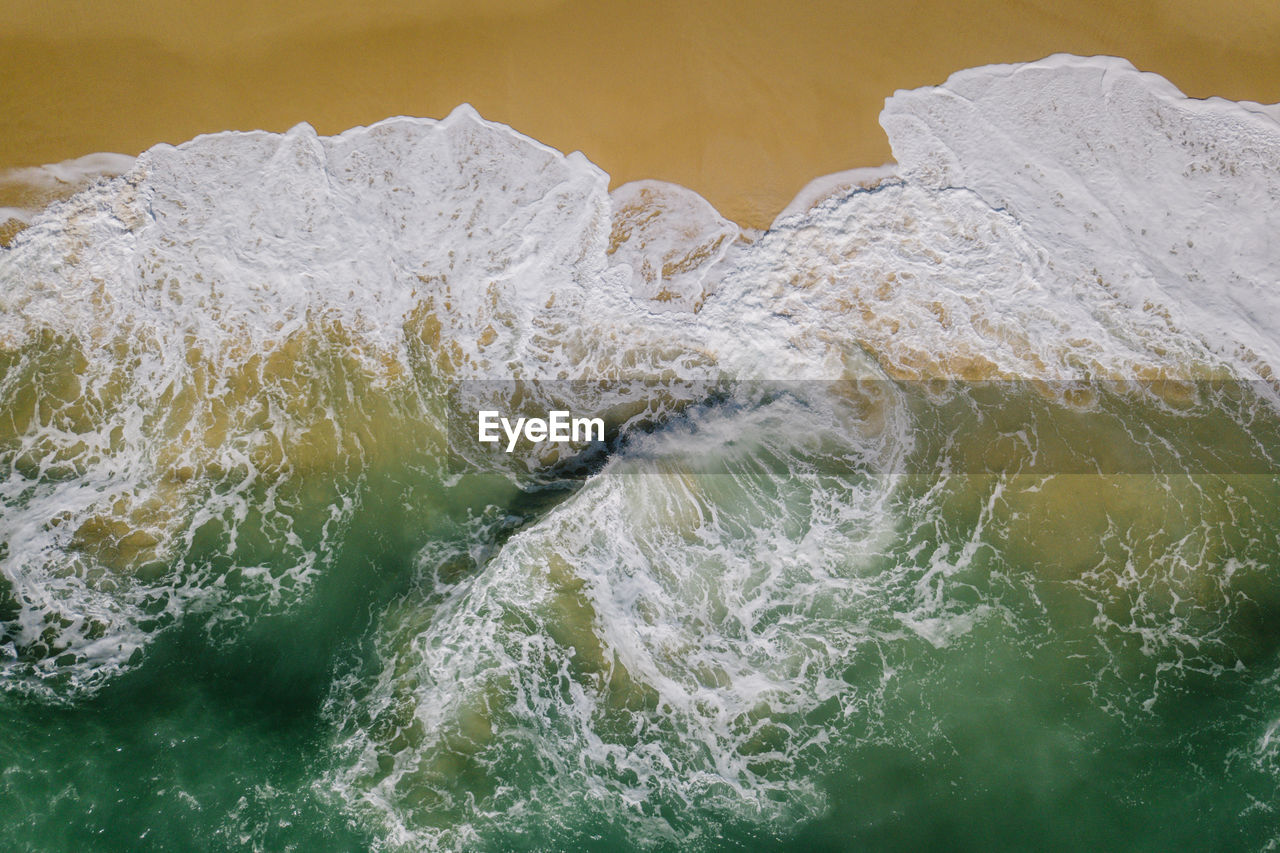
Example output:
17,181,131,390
3,377,1280,852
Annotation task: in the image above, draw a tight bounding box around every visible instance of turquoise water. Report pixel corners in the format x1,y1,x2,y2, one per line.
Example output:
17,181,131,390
2,376,1278,851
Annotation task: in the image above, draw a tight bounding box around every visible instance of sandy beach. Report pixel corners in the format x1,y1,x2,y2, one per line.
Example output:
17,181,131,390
4,0,1280,226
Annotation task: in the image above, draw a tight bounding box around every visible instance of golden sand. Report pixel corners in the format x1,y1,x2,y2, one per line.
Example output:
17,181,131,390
2,0,1279,227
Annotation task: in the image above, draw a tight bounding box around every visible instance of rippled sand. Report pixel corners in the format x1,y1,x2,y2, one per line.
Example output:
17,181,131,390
3,0,1280,226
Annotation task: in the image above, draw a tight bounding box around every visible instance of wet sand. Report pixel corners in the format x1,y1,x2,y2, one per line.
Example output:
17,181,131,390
3,0,1280,227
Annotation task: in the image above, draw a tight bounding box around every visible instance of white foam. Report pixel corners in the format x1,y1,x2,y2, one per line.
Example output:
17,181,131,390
0,106,639,695
881,53,1280,387
607,180,740,313
0,104,795,699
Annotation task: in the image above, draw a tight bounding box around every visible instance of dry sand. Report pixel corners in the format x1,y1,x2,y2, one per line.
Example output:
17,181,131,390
3,0,1279,227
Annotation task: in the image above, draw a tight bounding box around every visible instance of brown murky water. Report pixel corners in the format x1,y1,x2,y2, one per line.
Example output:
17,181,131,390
3,0,1279,226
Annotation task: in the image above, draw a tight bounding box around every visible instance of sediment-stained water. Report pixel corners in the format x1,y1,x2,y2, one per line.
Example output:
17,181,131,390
2,56,1280,850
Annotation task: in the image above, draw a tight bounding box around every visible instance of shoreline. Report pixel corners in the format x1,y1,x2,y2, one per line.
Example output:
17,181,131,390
3,48,1277,250
4,0,1280,228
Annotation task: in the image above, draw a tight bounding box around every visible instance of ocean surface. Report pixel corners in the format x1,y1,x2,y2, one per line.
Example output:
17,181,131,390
2,55,1280,851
